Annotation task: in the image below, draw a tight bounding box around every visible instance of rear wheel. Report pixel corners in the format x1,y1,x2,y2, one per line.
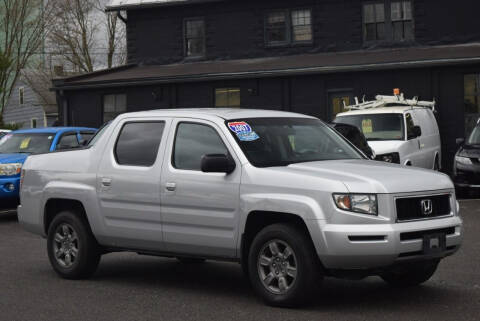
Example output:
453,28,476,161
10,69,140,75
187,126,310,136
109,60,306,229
47,211,101,279
248,223,321,307
381,260,439,287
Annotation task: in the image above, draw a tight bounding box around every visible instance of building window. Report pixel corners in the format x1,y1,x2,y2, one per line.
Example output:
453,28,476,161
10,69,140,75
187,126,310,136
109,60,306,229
185,18,205,57
31,118,37,128
391,1,413,41
363,1,414,43
465,74,480,136
103,94,127,122
19,87,25,105
291,9,312,42
265,9,312,46
266,11,288,44
363,3,385,42
215,88,241,108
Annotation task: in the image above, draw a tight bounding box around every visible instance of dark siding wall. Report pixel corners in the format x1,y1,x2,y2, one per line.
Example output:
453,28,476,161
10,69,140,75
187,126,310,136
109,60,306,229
126,0,480,65
415,0,480,45
64,63,477,172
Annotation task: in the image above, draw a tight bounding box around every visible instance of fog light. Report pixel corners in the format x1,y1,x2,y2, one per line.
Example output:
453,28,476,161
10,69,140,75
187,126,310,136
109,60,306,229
6,183,15,192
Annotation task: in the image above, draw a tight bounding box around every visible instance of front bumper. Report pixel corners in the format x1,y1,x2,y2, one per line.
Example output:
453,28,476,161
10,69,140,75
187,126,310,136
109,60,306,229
454,163,480,188
0,176,20,209
309,216,463,269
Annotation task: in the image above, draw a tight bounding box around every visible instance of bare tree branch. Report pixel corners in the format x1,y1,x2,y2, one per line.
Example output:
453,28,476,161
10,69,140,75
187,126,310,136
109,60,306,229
0,0,54,111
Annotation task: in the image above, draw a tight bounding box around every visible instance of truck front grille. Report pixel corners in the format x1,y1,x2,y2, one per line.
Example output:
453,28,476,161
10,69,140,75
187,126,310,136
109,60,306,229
396,194,451,222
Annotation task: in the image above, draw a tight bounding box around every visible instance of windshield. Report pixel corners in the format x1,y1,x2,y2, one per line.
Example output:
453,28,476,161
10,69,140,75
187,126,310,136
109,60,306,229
0,133,54,154
226,118,363,168
87,122,110,147
467,125,480,145
334,114,405,141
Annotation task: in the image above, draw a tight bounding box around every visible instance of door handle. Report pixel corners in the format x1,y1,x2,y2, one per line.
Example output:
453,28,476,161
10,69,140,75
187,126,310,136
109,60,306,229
165,182,177,192
101,178,112,187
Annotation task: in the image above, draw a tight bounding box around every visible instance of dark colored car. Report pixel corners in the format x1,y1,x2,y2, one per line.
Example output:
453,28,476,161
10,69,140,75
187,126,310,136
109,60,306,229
453,120,480,195
330,122,375,159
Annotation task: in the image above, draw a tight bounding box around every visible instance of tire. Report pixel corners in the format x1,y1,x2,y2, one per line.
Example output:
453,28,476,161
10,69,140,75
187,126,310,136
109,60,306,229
47,211,101,280
381,260,439,287
248,223,322,308
176,257,206,264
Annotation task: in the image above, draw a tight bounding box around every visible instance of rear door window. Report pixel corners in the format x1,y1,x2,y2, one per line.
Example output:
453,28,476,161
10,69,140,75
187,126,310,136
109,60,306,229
115,122,165,166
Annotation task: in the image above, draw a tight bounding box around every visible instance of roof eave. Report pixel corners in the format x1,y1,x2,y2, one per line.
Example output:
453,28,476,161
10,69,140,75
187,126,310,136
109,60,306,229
105,0,225,12
52,57,480,91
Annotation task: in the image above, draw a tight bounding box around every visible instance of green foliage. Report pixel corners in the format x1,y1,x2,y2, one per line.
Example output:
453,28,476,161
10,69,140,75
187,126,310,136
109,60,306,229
0,114,22,130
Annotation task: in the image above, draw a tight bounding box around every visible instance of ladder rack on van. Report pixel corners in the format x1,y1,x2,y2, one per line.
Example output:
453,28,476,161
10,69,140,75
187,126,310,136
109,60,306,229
345,93,436,112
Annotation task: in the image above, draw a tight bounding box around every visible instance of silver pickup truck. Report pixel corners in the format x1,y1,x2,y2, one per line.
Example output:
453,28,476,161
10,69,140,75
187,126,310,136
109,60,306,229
18,109,463,307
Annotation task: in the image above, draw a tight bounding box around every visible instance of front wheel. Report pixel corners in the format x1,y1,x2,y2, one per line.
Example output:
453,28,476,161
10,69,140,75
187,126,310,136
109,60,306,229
47,211,101,279
381,260,439,287
248,224,322,307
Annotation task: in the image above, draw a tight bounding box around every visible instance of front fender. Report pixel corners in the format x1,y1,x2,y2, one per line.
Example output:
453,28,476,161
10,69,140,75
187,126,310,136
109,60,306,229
239,193,326,232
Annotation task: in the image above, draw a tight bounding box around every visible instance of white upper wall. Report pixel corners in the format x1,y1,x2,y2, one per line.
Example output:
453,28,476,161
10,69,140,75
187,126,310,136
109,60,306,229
107,0,189,10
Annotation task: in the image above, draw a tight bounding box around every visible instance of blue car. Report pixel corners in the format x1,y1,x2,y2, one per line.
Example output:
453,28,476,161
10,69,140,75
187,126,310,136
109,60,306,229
0,127,96,209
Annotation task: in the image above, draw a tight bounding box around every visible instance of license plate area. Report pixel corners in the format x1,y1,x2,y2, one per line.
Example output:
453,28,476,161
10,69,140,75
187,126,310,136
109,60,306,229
423,233,446,255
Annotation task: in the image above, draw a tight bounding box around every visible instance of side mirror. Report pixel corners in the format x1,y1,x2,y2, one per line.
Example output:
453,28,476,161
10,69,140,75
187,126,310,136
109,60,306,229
409,126,422,139
201,154,236,174
456,138,465,146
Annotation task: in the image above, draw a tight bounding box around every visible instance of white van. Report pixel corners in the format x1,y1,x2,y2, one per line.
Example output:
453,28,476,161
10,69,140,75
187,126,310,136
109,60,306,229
335,95,441,170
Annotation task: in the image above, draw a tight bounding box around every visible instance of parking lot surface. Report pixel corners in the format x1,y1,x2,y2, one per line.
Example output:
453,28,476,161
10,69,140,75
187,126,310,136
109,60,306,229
0,202,479,321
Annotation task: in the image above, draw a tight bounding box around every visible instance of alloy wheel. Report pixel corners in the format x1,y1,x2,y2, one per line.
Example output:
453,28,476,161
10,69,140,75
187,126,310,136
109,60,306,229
52,223,79,268
257,239,298,295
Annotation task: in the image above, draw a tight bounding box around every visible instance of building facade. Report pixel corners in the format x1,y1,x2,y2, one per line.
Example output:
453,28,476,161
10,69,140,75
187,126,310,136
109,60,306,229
52,0,480,171
3,70,58,129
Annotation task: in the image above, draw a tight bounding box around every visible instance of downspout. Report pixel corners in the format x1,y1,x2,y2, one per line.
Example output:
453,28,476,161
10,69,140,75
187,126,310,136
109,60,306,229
117,11,127,24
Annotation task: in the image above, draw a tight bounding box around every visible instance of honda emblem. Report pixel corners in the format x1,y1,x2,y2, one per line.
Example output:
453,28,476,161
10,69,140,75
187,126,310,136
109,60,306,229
421,199,433,216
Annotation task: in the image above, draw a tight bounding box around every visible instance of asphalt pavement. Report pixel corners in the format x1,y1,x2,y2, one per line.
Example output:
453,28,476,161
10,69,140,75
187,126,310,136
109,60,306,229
0,202,479,321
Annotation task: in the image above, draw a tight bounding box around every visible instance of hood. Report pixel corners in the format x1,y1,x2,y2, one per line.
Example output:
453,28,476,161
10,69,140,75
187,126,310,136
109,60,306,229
457,144,480,159
0,153,29,164
367,140,404,155
286,159,453,194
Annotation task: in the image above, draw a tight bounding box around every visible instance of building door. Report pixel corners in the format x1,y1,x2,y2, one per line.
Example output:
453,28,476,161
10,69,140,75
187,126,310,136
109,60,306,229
464,74,480,136
328,90,354,121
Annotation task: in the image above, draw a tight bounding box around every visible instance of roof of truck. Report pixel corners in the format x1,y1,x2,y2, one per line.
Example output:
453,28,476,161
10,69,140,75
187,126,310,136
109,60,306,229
336,106,429,117
119,108,316,121
13,127,97,135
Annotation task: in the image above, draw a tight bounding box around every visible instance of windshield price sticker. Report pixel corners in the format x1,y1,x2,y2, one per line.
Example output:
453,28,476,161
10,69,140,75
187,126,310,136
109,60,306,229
228,122,260,141
20,138,31,149
362,119,373,134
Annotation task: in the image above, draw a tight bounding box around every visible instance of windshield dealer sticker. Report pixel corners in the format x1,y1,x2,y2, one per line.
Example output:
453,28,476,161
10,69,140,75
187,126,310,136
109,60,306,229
228,122,259,142
20,138,31,149
362,119,373,134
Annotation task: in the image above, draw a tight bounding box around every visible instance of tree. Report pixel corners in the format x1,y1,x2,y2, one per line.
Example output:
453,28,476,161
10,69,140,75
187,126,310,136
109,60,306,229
0,0,54,111
47,0,126,73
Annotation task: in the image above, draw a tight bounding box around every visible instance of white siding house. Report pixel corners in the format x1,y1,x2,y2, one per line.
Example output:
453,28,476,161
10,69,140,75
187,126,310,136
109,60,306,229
2,70,58,128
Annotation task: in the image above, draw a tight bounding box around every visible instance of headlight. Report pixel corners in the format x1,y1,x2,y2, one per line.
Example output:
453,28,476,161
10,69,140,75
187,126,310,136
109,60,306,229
0,163,22,176
333,194,378,215
375,152,400,164
455,156,472,165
